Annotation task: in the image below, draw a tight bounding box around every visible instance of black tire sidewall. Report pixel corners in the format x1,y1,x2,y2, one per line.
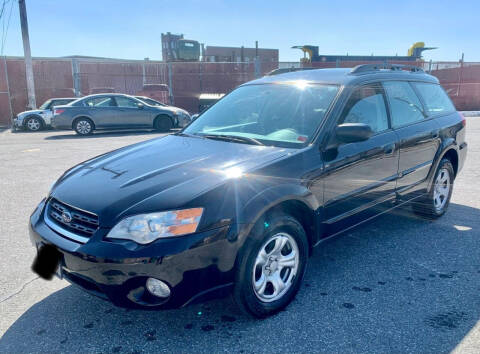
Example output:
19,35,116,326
234,214,308,318
154,116,173,132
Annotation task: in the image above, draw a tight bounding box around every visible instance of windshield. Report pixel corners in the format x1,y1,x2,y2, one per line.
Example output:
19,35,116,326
39,99,52,110
184,82,339,148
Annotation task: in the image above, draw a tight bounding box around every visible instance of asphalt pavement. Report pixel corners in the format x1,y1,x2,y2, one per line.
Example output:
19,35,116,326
0,123,479,353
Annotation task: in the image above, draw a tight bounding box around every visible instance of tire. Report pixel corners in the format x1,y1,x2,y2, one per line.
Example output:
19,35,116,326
73,118,94,136
154,115,173,132
25,116,43,131
412,158,454,219
233,213,309,318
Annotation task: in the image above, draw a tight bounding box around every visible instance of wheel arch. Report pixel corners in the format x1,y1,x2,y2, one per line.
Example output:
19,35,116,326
427,140,459,192
72,115,95,130
238,186,321,256
24,114,45,128
153,114,174,128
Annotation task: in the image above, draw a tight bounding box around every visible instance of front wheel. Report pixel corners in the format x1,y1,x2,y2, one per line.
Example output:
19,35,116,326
25,116,43,131
154,115,173,132
233,214,308,318
74,118,94,136
412,158,454,218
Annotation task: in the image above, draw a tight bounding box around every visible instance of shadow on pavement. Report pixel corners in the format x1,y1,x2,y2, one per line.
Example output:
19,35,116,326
1,203,479,353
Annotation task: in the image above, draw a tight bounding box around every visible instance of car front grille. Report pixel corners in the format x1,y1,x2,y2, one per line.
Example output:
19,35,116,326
46,198,99,242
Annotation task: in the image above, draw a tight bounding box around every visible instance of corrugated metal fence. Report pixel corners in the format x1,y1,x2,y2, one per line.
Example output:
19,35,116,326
0,57,478,127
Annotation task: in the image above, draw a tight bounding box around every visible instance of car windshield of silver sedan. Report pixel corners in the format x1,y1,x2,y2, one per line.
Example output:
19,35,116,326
183,82,339,148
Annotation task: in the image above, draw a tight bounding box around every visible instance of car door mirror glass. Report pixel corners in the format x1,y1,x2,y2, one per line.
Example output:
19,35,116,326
335,123,373,144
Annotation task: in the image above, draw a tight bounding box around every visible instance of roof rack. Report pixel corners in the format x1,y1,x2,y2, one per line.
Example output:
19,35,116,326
350,63,424,75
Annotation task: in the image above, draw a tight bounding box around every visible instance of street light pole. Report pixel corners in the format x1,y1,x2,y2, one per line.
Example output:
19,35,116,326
18,0,36,109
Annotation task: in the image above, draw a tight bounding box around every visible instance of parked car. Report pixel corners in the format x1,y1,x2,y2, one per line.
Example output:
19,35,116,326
30,65,467,317
13,98,77,131
51,93,191,135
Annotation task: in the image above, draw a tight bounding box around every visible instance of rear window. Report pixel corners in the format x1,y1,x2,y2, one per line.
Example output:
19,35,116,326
413,83,456,115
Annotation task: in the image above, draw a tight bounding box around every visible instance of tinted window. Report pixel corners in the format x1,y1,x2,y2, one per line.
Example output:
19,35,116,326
84,97,116,107
413,83,455,115
383,81,425,127
52,99,74,106
115,96,140,108
340,84,389,133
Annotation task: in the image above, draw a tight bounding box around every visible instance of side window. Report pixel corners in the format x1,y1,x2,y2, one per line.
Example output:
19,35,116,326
412,83,455,115
340,84,389,133
84,97,116,107
383,81,425,127
115,96,140,108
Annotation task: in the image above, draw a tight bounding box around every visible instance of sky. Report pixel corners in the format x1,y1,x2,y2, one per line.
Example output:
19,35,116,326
1,0,479,62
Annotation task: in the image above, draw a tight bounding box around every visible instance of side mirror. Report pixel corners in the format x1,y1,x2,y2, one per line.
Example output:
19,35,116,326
137,103,144,109
191,114,199,121
335,123,373,144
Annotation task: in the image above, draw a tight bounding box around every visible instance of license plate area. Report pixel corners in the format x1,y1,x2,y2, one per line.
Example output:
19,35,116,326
32,244,62,280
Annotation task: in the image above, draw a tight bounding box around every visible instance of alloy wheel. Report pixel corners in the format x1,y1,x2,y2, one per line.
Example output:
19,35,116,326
27,118,41,131
252,232,299,303
77,120,92,135
433,167,451,211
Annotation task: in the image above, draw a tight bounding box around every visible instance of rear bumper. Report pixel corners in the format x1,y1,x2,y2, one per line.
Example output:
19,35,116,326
29,200,238,309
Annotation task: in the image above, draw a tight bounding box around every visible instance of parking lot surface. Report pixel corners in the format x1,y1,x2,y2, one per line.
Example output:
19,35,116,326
1,123,479,353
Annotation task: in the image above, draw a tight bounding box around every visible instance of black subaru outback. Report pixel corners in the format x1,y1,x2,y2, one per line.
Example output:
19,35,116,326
30,65,467,317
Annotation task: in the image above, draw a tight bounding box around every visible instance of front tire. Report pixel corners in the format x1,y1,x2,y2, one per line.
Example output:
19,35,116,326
154,115,173,132
412,158,454,219
233,213,308,318
25,116,43,131
74,118,94,136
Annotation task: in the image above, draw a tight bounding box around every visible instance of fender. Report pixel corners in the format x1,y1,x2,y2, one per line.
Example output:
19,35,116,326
425,138,458,192
237,183,321,245
24,114,45,128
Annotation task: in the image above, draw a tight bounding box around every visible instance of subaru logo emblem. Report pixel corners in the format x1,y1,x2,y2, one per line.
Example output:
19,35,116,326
61,211,72,223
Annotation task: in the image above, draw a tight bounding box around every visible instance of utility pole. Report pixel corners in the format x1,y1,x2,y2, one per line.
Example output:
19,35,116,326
19,0,36,109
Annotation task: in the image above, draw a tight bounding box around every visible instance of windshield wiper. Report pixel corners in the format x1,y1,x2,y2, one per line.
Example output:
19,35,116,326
198,134,264,146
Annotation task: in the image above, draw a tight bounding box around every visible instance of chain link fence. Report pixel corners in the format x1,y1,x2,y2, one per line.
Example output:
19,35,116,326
1,57,479,127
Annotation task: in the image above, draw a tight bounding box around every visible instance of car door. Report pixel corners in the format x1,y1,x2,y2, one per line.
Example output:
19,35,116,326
83,96,118,128
383,81,441,196
113,96,151,127
321,83,399,225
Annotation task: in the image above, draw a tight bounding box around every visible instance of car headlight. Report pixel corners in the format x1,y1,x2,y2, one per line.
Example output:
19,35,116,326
106,208,203,244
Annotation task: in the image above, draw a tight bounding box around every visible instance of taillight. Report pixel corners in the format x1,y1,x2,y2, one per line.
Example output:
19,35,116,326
54,108,65,115
459,112,466,127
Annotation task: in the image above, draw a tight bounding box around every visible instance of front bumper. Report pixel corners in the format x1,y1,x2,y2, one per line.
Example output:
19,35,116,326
29,200,239,309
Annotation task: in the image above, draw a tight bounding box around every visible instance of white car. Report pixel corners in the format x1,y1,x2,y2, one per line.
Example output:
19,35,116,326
14,98,77,131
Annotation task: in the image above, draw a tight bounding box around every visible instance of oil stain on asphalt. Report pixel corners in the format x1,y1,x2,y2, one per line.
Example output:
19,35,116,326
425,311,467,331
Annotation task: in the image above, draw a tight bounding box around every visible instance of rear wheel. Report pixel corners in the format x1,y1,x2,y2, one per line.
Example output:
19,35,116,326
233,213,308,318
412,158,454,219
25,116,43,131
74,118,94,135
154,115,173,132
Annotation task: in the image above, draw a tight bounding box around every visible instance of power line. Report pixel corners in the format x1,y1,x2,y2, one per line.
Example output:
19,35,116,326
1,0,15,55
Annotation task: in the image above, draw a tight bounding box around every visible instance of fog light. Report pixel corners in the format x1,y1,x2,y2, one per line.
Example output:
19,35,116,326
146,278,171,298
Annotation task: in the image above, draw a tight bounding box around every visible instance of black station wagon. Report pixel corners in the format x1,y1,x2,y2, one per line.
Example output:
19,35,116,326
30,64,467,317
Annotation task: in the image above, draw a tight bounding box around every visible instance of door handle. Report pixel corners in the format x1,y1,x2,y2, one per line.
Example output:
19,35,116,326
382,143,395,155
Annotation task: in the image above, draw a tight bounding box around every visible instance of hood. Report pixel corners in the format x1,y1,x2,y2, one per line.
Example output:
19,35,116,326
51,135,291,226
17,109,47,118
156,105,189,116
